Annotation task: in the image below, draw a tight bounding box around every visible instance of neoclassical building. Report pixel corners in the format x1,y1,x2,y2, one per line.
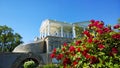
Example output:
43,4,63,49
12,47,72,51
0,19,90,68
40,19,89,39
39,19,89,54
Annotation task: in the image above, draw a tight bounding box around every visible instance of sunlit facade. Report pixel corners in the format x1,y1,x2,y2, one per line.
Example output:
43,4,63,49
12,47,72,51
39,19,90,39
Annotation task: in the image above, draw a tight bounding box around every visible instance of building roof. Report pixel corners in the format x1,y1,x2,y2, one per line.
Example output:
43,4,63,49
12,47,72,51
12,41,44,53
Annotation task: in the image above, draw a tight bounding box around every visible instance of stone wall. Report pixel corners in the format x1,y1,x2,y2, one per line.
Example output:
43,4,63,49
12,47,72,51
0,53,21,68
0,52,45,68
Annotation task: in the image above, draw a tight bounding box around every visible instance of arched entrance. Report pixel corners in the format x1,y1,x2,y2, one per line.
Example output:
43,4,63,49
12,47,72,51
18,58,39,68
11,53,43,68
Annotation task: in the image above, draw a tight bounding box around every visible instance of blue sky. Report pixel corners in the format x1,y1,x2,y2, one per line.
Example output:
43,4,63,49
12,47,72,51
0,0,120,43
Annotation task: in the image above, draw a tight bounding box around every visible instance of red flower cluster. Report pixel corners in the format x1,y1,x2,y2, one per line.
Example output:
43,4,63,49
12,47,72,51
50,53,55,58
53,48,56,53
89,20,104,29
62,47,66,52
63,42,68,47
112,47,118,54
75,40,82,45
94,40,100,44
63,58,71,66
69,46,75,52
83,30,91,37
112,34,120,40
87,38,93,43
56,54,63,60
50,48,64,61
90,56,99,64
109,47,118,56
77,47,81,52
89,20,112,34
114,24,120,29
82,49,90,59
98,44,105,50
50,48,57,58
73,61,78,66
103,27,112,33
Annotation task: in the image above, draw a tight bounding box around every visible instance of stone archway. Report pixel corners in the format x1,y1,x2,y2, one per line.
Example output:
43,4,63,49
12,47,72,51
18,58,39,68
11,53,43,68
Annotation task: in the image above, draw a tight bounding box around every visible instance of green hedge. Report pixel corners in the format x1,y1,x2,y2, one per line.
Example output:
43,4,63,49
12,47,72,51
23,60,36,68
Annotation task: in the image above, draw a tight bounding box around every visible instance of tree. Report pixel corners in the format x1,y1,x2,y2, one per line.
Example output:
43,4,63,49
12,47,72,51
0,25,23,52
118,18,120,24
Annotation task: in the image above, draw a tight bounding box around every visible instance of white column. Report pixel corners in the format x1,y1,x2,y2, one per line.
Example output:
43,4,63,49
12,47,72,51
48,23,50,36
41,32,43,38
46,40,49,64
45,27,47,37
43,30,45,38
61,26,63,37
72,24,76,38
47,40,49,53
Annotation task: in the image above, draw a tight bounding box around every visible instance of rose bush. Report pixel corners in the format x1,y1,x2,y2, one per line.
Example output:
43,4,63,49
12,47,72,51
50,20,120,68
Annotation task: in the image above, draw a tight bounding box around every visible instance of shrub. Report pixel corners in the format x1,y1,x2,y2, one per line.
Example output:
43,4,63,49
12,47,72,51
23,60,36,68
50,20,120,68
43,64,57,68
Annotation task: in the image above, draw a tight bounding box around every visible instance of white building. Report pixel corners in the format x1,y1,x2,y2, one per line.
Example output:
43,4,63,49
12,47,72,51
12,19,90,65
39,19,89,39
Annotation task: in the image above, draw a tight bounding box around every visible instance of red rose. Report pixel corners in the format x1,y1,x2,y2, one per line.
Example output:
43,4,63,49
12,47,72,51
63,58,71,65
90,56,99,64
94,40,100,44
90,19,95,23
83,30,91,37
63,42,68,47
50,53,56,58
87,38,93,43
96,29,103,34
69,46,75,52
82,49,89,57
93,21,99,27
98,44,105,50
73,61,78,66
97,22,104,29
103,27,111,33
85,53,91,59
53,48,56,53
77,47,81,52
112,34,120,40
75,40,82,45
62,47,66,51
114,24,120,29
56,54,63,60
112,47,118,54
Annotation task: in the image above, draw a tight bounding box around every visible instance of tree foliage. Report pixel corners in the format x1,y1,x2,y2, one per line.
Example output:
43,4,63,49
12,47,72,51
0,25,23,52
118,18,120,24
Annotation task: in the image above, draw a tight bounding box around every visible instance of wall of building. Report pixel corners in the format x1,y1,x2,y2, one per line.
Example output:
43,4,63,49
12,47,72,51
0,53,46,68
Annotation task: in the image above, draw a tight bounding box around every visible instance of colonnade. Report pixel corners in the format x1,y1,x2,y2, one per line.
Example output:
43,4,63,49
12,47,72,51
40,22,76,39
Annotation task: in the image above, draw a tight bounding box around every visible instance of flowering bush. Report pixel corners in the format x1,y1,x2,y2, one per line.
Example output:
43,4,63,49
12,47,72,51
50,20,120,68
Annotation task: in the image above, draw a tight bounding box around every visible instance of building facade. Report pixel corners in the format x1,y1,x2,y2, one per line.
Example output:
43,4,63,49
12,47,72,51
39,19,89,52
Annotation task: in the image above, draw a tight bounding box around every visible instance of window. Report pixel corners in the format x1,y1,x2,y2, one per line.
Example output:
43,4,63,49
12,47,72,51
49,41,61,52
